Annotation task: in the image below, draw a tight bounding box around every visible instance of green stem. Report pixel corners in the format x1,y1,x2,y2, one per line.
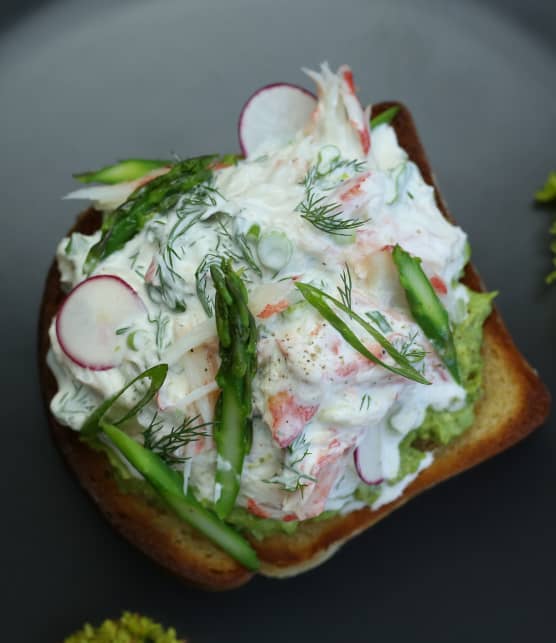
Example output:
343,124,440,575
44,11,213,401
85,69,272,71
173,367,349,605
81,364,168,436
102,422,259,570
211,260,257,519
84,155,218,274
74,159,173,185
81,363,259,569
370,106,400,129
295,282,429,385
392,244,460,383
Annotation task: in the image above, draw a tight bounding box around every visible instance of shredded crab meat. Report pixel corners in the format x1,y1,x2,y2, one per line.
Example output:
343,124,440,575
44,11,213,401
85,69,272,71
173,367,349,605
303,63,371,158
49,63,471,523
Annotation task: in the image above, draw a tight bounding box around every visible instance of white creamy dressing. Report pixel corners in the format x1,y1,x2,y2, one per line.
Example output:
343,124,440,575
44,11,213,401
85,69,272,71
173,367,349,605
48,64,468,522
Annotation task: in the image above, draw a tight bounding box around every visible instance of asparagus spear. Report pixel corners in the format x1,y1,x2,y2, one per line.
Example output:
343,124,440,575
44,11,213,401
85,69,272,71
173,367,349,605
81,363,259,570
74,158,173,185
102,422,259,570
210,259,258,519
392,244,460,383
84,155,217,274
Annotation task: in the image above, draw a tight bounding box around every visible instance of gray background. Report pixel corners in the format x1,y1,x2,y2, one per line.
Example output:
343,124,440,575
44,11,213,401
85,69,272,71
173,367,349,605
1,0,555,641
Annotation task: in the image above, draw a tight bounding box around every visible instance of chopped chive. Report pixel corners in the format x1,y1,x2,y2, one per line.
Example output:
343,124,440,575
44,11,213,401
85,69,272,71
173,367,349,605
370,106,400,129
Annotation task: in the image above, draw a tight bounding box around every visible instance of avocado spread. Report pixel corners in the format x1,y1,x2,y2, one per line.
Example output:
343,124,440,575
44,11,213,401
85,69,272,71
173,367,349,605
227,287,494,537
64,612,183,643
93,287,493,540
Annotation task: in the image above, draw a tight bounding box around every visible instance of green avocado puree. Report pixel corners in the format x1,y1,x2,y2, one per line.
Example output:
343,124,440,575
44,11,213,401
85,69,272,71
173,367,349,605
64,612,182,643
94,287,493,540
227,287,495,537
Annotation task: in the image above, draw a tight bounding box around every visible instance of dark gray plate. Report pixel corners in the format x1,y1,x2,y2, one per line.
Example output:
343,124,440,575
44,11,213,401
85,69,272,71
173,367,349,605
1,1,555,641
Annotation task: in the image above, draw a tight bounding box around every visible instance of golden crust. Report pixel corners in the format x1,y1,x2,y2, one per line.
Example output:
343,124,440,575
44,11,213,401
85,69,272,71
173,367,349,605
38,103,550,588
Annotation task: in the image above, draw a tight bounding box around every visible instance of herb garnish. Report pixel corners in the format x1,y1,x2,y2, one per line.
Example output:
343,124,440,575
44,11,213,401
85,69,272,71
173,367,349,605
145,182,222,312
265,434,316,496
296,148,368,236
148,311,171,352
302,147,366,190
84,155,218,274
370,105,400,129
360,393,372,411
56,382,97,418
74,158,172,185
142,412,211,466
263,468,317,497
215,217,262,277
193,217,262,317
398,331,427,364
337,263,353,309
81,364,259,570
295,279,430,385
392,245,459,382
535,171,556,284
365,310,392,334
296,189,365,236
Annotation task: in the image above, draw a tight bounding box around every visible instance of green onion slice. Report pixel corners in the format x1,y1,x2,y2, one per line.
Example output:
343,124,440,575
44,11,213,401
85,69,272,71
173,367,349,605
295,282,430,385
73,159,172,185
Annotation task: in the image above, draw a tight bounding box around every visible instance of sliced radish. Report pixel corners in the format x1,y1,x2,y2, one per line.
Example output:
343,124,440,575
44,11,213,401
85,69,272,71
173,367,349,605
56,275,147,370
238,83,317,157
354,427,384,485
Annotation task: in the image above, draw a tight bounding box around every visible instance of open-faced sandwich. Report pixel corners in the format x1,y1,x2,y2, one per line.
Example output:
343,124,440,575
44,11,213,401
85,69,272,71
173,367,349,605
39,63,550,589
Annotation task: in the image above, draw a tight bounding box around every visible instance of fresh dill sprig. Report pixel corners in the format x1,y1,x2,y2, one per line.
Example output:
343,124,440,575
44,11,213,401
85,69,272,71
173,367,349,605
338,263,353,309
264,433,315,497
234,232,262,277
57,382,96,417
176,183,220,219
142,412,211,466
215,217,262,277
84,155,217,274
287,433,312,467
365,310,392,334
145,266,187,313
147,311,171,352
263,467,317,497
194,252,220,317
360,393,372,411
296,188,366,236
302,148,367,191
144,182,221,313
398,331,427,364
193,216,262,317
128,250,140,270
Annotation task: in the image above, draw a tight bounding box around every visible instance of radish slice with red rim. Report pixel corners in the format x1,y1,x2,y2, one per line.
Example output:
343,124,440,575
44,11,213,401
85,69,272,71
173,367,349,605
238,83,317,157
56,275,147,371
354,426,384,485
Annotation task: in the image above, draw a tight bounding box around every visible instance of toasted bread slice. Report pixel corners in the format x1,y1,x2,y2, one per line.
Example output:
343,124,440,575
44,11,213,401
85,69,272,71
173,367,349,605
38,103,550,589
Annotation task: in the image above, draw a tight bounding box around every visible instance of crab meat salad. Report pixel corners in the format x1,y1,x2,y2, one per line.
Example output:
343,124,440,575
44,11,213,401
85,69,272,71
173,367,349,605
47,63,494,570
